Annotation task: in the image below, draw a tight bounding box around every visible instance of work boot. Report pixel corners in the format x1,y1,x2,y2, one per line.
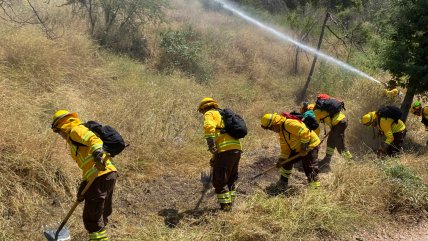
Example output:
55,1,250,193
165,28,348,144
220,203,232,212
276,176,289,192
318,155,332,173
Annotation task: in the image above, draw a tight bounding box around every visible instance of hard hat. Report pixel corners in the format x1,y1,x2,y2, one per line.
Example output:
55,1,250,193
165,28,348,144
260,113,284,129
410,101,422,114
198,97,219,112
361,112,376,125
51,110,78,129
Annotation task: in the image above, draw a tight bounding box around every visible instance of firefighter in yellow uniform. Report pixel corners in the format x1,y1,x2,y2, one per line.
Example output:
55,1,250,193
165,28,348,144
51,110,117,241
383,80,400,98
410,101,428,145
410,101,428,131
361,111,406,157
312,108,353,172
261,113,320,190
198,98,242,211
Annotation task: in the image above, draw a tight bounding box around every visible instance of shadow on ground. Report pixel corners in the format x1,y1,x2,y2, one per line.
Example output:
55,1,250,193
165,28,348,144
158,208,218,228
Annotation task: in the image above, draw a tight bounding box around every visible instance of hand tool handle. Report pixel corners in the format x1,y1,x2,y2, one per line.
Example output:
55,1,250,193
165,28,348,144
55,173,97,239
250,154,301,180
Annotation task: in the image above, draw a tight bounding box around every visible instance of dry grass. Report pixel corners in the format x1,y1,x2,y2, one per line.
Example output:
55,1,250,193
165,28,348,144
0,0,427,240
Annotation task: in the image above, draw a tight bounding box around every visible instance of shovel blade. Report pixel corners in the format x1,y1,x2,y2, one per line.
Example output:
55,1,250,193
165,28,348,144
43,226,71,241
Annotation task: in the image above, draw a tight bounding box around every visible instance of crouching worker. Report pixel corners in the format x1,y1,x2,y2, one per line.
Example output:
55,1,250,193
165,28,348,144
51,110,117,241
198,98,242,211
361,110,406,157
260,113,321,191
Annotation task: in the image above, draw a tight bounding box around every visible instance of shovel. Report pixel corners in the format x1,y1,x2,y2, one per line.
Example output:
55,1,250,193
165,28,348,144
194,168,213,210
43,174,97,241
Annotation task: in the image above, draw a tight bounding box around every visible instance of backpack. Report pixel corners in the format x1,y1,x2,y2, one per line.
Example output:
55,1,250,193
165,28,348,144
315,94,345,116
218,108,248,139
71,121,127,157
377,106,402,123
281,111,302,122
283,111,319,131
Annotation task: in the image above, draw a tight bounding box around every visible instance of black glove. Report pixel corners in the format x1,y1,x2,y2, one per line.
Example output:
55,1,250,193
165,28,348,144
93,149,107,171
301,142,310,152
76,180,87,202
206,137,218,154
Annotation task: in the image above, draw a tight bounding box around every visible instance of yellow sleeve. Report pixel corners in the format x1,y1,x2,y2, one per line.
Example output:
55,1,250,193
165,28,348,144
69,125,103,154
379,118,394,144
203,110,218,139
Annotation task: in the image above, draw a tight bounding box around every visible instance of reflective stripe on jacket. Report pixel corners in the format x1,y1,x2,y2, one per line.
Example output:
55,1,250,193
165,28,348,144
203,109,242,152
61,120,117,181
314,109,346,127
378,118,406,144
278,119,320,159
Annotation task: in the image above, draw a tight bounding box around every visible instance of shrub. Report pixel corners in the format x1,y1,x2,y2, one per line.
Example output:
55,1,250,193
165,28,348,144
384,163,428,215
158,26,212,83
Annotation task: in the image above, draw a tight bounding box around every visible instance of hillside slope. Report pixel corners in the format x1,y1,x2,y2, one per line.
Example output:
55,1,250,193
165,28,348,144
0,0,427,240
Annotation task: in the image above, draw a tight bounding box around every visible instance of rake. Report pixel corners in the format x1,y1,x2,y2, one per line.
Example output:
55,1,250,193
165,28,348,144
43,175,96,241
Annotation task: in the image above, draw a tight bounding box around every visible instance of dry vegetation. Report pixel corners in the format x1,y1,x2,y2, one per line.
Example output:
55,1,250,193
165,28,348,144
0,0,427,240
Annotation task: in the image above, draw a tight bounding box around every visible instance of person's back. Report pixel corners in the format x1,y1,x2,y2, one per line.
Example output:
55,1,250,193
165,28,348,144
198,98,242,211
51,110,118,241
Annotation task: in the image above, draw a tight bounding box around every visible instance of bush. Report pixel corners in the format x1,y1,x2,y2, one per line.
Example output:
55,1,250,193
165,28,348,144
384,164,428,215
158,26,212,83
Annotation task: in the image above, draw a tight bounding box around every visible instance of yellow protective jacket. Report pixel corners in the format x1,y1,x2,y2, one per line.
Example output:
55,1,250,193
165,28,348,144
203,109,242,152
313,109,346,127
278,119,320,159
384,88,399,98
59,118,117,181
377,118,406,144
422,107,428,130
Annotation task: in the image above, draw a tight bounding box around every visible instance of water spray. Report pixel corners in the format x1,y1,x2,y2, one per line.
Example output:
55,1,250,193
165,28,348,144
214,0,382,85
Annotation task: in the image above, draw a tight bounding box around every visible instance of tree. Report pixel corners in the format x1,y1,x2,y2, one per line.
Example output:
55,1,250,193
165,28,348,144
65,0,168,59
381,0,428,122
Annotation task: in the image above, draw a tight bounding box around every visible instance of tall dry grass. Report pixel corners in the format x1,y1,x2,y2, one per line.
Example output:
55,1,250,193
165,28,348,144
0,0,427,240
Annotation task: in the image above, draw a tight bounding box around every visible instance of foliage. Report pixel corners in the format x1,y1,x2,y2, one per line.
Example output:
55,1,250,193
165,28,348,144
381,0,428,93
65,0,168,60
158,26,212,83
384,163,428,214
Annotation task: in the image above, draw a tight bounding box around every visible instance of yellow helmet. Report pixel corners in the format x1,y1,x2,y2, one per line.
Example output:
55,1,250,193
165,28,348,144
198,97,219,112
361,112,376,126
410,101,422,114
51,110,78,129
260,113,284,129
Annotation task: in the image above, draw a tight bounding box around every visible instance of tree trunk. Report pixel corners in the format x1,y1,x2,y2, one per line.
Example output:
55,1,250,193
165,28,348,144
298,12,329,104
400,84,416,123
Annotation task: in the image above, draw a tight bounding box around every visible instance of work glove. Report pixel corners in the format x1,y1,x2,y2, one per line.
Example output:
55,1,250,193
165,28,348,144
76,180,87,202
206,137,218,154
93,149,107,171
301,142,310,152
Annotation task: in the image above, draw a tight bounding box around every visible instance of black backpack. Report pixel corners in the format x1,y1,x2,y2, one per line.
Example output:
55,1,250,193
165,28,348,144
71,121,127,157
315,97,345,116
287,111,319,131
377,106,402,123
218,108,248,139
